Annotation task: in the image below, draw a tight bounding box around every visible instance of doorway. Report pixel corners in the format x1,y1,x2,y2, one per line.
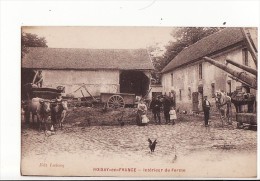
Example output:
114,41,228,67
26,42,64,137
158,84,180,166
119,70,150,97
192,92,199,112
21,68,36,100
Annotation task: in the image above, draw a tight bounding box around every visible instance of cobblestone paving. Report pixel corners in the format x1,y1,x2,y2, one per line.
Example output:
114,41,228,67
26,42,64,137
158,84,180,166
21,113,257,177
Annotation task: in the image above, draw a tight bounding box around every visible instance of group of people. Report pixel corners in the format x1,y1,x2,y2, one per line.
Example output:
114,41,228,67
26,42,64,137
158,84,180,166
33,70,212,127
136,95,177,126
136,95,212,127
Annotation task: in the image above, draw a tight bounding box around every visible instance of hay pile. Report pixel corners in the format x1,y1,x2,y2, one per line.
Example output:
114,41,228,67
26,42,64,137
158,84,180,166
64,107,139,126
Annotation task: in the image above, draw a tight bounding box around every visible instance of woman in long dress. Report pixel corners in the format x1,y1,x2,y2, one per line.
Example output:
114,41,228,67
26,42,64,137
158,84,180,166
136,99,148,126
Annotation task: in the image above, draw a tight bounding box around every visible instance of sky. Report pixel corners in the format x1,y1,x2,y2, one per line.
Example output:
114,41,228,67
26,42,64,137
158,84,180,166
22,26,175,51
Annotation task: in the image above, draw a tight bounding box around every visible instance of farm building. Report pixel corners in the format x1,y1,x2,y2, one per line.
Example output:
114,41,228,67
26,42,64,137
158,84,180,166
161,27,257,113
21,48,154,99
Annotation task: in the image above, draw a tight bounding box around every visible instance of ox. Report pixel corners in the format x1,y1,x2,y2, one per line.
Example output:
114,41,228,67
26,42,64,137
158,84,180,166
215,91,232,126
51,100,68,129
30,97,51,131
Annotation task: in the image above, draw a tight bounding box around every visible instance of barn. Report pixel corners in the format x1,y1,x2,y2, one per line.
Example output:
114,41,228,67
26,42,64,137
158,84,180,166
161,27,257,113
21,47,154,99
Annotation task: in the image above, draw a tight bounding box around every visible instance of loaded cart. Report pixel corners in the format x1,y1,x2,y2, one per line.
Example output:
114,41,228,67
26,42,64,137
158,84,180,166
22,83,63,101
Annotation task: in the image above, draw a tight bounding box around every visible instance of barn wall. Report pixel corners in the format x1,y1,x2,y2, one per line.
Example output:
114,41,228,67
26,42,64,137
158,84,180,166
42,70,120,97
162,46,256,113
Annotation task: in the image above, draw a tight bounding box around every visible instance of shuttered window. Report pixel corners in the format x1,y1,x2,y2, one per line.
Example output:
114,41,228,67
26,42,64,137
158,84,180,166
211,83,215,98
199,63,202,79
242,48,249,66
188,87,191,100
171,73,173,86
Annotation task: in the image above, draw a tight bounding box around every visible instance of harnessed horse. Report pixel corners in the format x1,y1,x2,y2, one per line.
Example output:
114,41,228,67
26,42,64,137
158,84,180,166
215,91,232,126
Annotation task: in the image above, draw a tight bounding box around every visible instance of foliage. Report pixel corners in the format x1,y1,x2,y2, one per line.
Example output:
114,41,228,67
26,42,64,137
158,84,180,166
21,32,48,58
148,27,224,84
163,27,224,64
147,44,165,84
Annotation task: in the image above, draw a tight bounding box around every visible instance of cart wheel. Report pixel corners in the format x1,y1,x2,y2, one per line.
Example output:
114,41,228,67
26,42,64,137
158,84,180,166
107,95,125,109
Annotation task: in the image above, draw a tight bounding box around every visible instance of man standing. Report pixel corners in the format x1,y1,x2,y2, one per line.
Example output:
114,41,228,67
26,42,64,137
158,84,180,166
202,96,211,127
149,96,162,124
163,95,172,124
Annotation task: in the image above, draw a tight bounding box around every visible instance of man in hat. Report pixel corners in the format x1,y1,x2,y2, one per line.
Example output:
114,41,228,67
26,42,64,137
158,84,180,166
163,95,172,124
149,96,162,124
202,96,211,127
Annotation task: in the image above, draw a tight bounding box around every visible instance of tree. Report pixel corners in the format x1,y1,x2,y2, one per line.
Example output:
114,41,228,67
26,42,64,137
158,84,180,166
163,27,224,67
147,44,165,84
148,27,224,84
21,32,48,58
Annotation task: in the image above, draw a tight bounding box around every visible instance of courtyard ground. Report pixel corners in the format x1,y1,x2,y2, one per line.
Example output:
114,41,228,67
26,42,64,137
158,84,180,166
21,107,257,178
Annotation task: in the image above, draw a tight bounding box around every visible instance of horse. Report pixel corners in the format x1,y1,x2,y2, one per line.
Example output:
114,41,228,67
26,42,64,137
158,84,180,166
215,91,232,126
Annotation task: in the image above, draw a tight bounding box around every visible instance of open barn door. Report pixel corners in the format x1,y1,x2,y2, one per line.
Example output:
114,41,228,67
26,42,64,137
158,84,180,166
120,70,150,97
21,68,37,100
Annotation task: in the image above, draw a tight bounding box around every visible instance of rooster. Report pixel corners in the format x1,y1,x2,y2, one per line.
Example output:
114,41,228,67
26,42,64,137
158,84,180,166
148,138,157,153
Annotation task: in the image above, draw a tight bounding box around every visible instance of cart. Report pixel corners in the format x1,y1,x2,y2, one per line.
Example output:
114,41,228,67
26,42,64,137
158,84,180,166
100,92,136,109
22,83,63,101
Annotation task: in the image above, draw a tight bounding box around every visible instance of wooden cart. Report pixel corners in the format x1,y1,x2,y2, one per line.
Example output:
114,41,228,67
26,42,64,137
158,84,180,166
22,83,63,101
100,92,136,109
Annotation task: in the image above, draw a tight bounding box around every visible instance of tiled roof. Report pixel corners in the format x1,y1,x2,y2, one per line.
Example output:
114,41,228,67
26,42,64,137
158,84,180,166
22,48,154,70
162,28,245,73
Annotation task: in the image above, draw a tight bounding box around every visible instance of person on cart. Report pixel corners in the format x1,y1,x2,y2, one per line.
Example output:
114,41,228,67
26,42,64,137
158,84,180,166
32,70,43,88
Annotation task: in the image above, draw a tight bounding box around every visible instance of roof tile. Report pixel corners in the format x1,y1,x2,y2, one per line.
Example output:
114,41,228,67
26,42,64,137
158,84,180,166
22,48,154,70
162,28,245,73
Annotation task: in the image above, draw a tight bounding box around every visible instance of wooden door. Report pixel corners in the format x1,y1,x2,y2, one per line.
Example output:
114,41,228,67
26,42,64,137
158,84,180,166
192,92,199,111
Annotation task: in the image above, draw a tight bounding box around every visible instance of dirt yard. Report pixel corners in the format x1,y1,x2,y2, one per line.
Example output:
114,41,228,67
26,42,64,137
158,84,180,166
21,107,257,178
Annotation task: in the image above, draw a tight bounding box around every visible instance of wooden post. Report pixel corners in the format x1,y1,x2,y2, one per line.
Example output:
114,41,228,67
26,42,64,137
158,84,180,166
240,28,258,67
204,57,257,89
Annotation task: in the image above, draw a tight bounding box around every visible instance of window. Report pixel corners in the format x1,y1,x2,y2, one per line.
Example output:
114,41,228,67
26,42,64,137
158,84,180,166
211,83,215,98
199,63,202,79
227,80,231,94
188,87,191,100
242,48,249,66
171,73,173,86
179,89,182,101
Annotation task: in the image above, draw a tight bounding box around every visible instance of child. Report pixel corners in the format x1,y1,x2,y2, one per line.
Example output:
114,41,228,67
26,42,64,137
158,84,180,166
169,106,177,125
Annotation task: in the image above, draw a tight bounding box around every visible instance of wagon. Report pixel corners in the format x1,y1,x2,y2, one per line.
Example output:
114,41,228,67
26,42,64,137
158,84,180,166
100,92,136,109
22,83,63,101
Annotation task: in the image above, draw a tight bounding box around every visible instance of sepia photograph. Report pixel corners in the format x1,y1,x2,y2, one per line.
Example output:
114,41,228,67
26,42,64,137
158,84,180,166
20,26,257,177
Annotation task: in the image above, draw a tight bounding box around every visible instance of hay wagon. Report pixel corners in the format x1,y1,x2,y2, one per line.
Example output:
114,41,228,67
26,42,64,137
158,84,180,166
100,92,136,109
22,83,64,101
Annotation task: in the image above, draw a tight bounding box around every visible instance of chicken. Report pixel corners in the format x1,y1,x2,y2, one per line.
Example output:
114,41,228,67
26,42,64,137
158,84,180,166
148,138,157,153
172,154,177,163
45,130,52,137
50,124,54,131
182,110,187,114
117,114,125,127
172,146,177,163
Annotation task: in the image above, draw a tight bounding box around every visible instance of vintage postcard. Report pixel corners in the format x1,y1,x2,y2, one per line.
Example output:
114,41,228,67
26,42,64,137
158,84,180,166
20,26,257,178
